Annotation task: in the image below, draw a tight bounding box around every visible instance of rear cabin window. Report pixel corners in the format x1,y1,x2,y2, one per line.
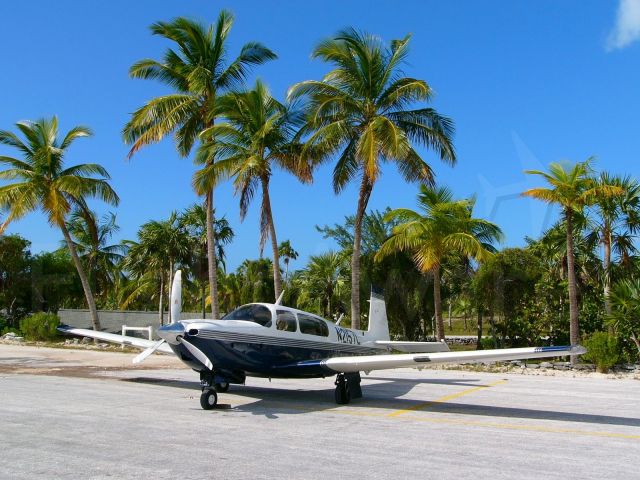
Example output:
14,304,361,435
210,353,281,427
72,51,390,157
297,314,329,337
221,305,272,327
276,310,297,332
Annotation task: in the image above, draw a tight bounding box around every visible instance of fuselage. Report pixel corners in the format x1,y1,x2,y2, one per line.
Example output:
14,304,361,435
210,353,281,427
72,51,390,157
157,303,385,380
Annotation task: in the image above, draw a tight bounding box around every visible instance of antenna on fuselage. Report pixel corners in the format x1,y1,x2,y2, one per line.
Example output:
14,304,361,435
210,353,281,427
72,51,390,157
335,313,344,326
275,290,285,306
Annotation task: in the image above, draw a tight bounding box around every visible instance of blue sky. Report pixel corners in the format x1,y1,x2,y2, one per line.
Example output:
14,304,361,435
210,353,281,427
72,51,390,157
1,0,639,271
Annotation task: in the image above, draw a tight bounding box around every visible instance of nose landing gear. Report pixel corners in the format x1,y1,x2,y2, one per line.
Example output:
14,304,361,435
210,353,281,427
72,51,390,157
200,370,225,410
200,389,218,410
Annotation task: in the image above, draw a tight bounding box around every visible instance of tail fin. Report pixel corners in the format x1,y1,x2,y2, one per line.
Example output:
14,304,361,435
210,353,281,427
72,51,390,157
170,270,182,324
367,287,390,341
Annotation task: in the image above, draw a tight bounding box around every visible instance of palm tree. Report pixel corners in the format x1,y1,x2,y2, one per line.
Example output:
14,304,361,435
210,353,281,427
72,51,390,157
376,185,502,341
278,240,298,283
587,173,639,315
607,278,640,355
64,209,126,302
121,213,190,324
179,203,234,318
0,117,119,331
289,29,456,329
120,239,165,319
236,258,275,304
298,251,349,318
123,12,276,318
197,80,308,301
454,296,474,331
523,159,622,351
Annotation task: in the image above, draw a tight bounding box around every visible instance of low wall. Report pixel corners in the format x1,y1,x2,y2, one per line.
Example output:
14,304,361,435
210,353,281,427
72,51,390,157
58,309,205,337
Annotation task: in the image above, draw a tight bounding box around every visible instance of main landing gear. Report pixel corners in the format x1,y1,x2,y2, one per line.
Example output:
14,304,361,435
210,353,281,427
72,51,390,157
334,372,362,405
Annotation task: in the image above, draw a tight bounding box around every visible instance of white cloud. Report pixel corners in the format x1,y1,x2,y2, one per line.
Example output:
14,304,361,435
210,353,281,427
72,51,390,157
607,0,640,50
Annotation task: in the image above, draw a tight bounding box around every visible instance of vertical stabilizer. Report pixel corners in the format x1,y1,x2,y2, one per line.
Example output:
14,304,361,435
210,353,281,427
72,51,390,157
170,270,182,323
367,288,390,341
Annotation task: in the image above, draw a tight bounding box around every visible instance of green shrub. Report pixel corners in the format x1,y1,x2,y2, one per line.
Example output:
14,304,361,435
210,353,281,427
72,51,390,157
479,336,498,350
19,312,60,341
583,332,620,373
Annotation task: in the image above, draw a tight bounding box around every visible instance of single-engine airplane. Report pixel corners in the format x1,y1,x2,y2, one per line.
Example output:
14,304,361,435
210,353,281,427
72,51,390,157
59,271,586,410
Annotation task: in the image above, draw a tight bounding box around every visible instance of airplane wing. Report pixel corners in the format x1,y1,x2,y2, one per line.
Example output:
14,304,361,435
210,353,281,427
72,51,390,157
57,325,174,355
372,341,450,353
322,345,586,373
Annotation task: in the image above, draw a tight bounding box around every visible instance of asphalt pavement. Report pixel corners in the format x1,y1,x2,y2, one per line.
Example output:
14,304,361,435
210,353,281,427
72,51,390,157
1,344,639,479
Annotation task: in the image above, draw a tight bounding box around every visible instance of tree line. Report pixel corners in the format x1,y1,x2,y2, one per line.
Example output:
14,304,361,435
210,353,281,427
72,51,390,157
0,10,638,363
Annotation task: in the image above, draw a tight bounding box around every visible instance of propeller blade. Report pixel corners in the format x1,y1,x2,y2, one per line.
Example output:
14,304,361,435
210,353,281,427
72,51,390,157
132,339,166,364
170,270,182,323
178,337,213,370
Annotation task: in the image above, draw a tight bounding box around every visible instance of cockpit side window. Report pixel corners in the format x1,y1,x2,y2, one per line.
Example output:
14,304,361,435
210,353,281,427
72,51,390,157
221,305,273,327
276,310,297,332
297,313,329,337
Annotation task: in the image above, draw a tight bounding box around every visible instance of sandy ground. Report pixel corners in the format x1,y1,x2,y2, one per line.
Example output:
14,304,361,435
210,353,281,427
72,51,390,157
0,342,184,376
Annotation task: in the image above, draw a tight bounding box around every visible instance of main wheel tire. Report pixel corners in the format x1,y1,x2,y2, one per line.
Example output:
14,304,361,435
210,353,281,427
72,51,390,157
214,382,229,393
335,383,351,405
200,389,218,410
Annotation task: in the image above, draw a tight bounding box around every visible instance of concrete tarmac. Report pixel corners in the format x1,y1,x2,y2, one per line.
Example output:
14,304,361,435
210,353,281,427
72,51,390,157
1,344,639,479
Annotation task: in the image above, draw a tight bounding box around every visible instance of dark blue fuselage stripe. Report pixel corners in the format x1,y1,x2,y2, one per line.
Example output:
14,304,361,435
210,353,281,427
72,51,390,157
195,331,377,353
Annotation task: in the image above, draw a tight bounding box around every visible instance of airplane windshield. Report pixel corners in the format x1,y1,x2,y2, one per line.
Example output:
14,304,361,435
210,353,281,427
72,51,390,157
221,304,272,327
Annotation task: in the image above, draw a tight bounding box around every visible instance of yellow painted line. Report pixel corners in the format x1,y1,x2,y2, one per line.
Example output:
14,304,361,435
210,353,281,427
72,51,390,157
260,402,640,440
387,379,508,417
401,416,640,440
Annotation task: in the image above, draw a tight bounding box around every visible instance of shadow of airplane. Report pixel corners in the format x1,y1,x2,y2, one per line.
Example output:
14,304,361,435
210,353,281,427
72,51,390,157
121,376,640,427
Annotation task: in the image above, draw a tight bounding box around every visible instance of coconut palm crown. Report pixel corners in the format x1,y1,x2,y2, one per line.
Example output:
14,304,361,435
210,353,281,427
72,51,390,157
288,28,456,329
0,117,119,331
376,185,503,340
122,11,276,318
196,80,308,300
523,158,623,351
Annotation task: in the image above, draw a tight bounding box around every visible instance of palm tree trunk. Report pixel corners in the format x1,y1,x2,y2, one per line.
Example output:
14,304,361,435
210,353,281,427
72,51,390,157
603,226,612,316
167,260,173,323
476,308,483,350
200,244,206,319
205,191,220,318
433,264,444,341
201,282,206,320
565,209,580,362
631,333,640,354
351,176,373,330
60,222,101,331
261,176,282,301
158,272,164,325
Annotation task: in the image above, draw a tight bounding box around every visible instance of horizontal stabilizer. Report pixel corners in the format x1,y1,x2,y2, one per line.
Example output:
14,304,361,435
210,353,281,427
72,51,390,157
374,341,450,353
57,325,174,355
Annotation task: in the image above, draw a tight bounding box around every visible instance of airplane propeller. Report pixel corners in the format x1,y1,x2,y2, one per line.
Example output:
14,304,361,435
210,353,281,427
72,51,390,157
178,336,213,370
132,339,166,364
133,270,183,365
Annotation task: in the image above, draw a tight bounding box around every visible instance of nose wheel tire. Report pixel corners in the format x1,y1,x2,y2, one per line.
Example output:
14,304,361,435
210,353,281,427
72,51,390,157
214,382,229,393
200,389,218,410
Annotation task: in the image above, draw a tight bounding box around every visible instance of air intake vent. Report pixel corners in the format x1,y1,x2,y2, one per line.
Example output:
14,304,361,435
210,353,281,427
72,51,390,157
188,329,199,336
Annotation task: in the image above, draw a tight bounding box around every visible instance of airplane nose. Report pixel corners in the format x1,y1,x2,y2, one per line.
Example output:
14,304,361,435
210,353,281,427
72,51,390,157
157,322,185,344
